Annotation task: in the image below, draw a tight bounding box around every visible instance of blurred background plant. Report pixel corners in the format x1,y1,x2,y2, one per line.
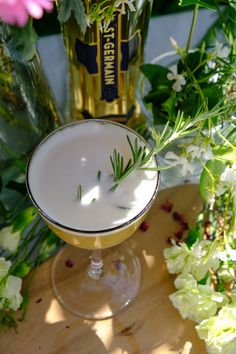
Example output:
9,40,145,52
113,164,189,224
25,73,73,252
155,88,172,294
0,0,62,331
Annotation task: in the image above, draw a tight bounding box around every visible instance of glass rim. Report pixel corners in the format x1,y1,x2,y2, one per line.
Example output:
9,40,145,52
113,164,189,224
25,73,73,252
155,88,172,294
26,119,160,235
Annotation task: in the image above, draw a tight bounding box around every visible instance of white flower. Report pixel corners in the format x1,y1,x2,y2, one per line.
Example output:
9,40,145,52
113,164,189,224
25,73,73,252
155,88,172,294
115,0,135,14
164,151,194,176
186,144,205,159
0,226,21,253
216,164,236,197
213,43,230,59
220,164,236,184
208,194,216,210
0,257,11,281
167,65,186,92
217,264,235,283
174,273,197,289
219,244,236,262
0,275,23,311
169,36,178,50
164,240,220,281
170,284,227,323
163,242,195,274
203,145,214,161
191,240,220,281
196,305,236,354
186,143,213,161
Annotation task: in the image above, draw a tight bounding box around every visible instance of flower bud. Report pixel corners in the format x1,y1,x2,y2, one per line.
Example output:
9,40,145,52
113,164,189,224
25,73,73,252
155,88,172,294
218,264,235,283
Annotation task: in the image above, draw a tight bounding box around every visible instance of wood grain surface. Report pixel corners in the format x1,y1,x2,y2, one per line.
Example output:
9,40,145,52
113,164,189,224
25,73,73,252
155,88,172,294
0,185,207,354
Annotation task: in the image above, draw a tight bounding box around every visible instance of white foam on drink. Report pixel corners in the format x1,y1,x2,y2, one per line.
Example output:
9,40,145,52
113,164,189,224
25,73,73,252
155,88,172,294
28,121,158,232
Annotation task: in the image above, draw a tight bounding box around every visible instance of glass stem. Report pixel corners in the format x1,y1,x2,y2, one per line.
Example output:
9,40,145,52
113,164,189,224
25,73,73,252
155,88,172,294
88,250,104,279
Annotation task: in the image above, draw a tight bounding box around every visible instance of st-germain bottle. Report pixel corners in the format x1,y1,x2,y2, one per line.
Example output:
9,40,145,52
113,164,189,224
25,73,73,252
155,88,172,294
57,0,153,124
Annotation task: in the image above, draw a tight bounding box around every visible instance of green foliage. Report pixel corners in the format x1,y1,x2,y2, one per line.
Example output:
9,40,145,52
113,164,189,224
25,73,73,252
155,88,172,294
5,181,27,196
7,23,38,62
185,227,201,247
213,145,236,162
57,0,87,33
13,207,37,232
141,25,236,126
13,262,31,278
179,0,218,9
199,160,225,201
140,64,171,88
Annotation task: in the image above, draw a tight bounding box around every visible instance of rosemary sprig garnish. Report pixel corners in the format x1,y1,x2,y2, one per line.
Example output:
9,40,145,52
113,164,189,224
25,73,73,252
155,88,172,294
110,136,148,191
97,170,101,181
116,205,131,210
77,184,82,201
109,103,231,190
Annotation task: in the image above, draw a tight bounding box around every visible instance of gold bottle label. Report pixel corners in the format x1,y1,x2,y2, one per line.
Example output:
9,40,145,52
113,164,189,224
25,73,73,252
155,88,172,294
99,14,120,102
74,13,140,121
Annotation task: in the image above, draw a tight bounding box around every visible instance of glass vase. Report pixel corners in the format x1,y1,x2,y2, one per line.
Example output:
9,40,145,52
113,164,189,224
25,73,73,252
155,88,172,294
138,51,203,189
0,22,59,169
57,0,153,124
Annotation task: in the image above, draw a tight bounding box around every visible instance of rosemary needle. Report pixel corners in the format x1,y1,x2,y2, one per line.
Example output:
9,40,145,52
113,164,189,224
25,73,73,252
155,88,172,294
97,170,101,181
77,184,82,201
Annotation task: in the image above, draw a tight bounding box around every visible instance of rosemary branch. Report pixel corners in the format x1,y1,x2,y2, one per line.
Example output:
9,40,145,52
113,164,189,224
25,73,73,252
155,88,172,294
110,136,147,191
109,103,231,190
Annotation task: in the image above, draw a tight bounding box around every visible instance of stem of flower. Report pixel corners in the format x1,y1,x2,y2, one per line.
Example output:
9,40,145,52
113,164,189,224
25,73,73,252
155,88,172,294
186,67,208,109
186,5,199,54
222,192,231,244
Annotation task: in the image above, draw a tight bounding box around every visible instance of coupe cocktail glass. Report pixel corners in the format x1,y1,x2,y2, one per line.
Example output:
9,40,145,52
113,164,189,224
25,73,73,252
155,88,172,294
26,120,160,320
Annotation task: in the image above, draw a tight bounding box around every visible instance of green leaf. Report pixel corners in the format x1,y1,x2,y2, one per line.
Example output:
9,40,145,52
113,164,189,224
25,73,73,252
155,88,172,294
58,0,87,34
152,104,169,125
13,262,31,278
0,200,7,224
7,23,38,62
140,64,171,88
162,94,178,122
144,86,171,106
13,207,38,232
185,228,200,248
199,160,225,201
177,51,207,77
198,274,208,285
5,181,27,196
226,126,236,144
0,177,2,194
179,92,198,116
178,0,218,10
213,146,236,163
202,84,221,110
0,72,12,85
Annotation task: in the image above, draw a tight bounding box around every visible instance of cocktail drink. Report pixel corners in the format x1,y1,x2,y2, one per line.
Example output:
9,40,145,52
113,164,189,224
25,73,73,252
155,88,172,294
26,120,160,319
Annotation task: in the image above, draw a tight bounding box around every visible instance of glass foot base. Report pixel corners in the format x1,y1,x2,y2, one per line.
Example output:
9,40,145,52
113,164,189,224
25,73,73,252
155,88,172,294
51,244,141,320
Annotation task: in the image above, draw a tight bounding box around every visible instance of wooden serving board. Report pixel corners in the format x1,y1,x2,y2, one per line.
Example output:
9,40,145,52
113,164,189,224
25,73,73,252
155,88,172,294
0,185,207,354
